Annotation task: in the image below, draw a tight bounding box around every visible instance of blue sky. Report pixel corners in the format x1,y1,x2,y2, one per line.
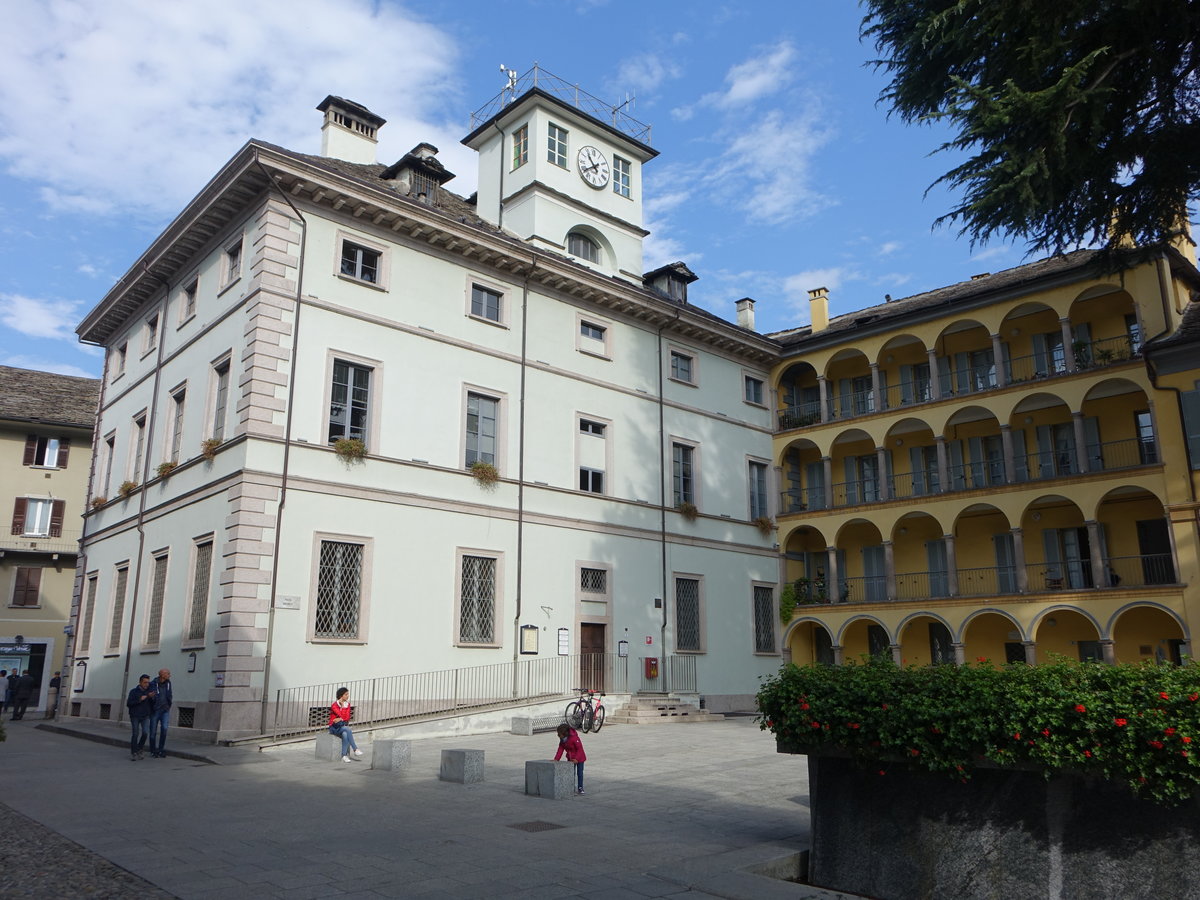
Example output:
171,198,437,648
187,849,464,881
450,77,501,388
0,0,1025,379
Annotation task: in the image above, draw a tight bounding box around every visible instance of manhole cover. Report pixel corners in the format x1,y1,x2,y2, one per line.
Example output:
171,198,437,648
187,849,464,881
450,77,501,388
508,821,566,832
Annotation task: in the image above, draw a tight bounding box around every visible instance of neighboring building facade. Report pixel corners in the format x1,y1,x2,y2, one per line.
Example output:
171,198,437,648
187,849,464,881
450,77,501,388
773,243,1200,668
71,73,781,740
1,366,99,713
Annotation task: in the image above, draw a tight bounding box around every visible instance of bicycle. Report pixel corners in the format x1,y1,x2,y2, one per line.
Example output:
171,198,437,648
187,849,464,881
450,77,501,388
564,688,606,733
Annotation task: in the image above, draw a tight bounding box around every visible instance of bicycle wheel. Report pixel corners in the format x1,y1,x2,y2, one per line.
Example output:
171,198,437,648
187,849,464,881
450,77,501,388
591,704,605,733
564,701,584,730
580,705,595,733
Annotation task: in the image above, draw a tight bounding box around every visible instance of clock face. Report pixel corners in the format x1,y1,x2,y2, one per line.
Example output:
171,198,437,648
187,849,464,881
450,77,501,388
577,145,610,188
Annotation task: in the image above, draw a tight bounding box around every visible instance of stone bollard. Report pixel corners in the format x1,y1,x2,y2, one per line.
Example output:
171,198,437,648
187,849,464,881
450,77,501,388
525,760,574,799
371,739,411,772
439,749,485,784
315,732,341,761
511,716,533,736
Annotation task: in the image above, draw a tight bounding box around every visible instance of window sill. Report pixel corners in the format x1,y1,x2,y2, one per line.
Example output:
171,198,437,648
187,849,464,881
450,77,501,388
668,376,698,388
28,465,62,471
309,638,367,645
7,605,41,610
743,400,768,409
454,641,502,649
336,273,388,293
674,649,706,655
177,313,196,330
578,346,611,361
217,275,242,298
467,313,508,329
139,648,161,655
140,347,157,362
753,651,782,657
180,641,205,651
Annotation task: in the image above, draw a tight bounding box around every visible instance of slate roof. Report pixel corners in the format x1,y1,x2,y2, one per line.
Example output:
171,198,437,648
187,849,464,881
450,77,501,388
0,366,101,430
1144,297,1200,352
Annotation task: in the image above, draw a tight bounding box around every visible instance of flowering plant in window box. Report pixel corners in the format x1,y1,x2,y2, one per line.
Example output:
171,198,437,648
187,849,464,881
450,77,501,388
754,515,775,537
757,657,1200,806
676,500,699,521
155,460,179,478
200,438,221,461
469,460,499,486
332,438,366,461
117,480,138,499
90,496,108,509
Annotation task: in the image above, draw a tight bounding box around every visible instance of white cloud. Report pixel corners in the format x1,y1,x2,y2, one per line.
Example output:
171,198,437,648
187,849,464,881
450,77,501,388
784,267,852,295
0,1,463,218
0,293,85,340
968,245,1012,263
610,54,682,103
2,355,99,379
878,241,903,257
673,41,796,120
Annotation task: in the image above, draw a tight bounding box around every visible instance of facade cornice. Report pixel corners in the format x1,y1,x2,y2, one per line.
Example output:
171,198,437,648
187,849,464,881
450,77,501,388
501,179,651,237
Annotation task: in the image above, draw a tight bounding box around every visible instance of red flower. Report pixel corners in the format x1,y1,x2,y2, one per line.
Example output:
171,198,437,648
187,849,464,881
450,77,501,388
1013,732,1021,740
1160,692,1170,700
1041,728,1051,737
878,770,886,776
847,723,860,730
1074,704,1087,713
909,748,920,757
931,727,942,734
1148,740,1164,750
1183,751,1190,758
810,721,821,729
1165,727,1176,736
1190,693,1199,702
766,719,774,728
976,656,987,663
1083,750,1093,758
1183,736,1193,744
881,703,889,710
1114,718,1127,727
800,703,810,710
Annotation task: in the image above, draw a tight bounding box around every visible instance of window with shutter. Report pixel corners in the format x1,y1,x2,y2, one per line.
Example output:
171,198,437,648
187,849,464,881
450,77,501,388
11,567,41,607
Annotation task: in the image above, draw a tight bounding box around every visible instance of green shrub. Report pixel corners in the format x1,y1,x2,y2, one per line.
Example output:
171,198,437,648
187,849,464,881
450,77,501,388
757,657,1200,805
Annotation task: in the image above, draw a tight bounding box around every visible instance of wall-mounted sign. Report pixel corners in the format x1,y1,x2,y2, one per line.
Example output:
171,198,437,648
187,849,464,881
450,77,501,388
645,636,653,645
557,628,570,656
0,644,31,654
617,640,629,658
274,595,301,610
520,624,539,655
214,673,225,687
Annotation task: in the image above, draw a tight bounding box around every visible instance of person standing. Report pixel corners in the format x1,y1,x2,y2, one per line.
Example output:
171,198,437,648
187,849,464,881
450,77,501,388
12,670,36,720
554,723,588,795
328,687,363,762
0,670,8,717
45,672,61,719
148,668,172,758
126,674,154,761
4,670,17,717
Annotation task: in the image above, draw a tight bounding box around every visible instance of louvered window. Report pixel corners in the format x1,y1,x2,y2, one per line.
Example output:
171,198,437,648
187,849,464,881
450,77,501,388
145,554,169,647
675,577,701,651
11,567,41,607
79,575,98,653
108,566,129,652
187,542,213,643
315,541,363,639
459,555,496,644
753,585,775,653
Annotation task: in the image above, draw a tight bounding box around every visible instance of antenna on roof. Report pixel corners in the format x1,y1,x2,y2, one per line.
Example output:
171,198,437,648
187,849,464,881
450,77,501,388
499,64,518,105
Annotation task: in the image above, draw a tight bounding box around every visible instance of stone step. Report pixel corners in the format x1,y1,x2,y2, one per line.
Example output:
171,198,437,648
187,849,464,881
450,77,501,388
606,697,724,725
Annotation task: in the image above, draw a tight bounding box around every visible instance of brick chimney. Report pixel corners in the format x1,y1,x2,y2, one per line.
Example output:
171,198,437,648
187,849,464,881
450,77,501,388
808,287,830,333
317,96,386,165
735,297,756,330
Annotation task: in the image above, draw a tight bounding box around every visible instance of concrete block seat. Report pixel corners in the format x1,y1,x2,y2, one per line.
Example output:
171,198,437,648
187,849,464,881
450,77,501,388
315,732,341,761
440,749,485,784
371,738,411,771
525,760,574,799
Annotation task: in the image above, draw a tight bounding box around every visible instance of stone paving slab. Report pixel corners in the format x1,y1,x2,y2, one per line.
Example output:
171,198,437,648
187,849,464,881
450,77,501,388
0,714,836,898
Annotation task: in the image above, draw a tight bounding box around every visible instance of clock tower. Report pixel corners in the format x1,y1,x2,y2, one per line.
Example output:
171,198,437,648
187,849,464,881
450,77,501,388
463,67,658,284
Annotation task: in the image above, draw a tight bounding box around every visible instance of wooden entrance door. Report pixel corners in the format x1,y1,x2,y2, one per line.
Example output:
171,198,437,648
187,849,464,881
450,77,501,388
580,623,606,692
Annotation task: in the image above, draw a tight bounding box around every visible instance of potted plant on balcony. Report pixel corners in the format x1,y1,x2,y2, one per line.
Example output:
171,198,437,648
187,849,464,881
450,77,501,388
155,460,178,478
90,496,108,509
332,437,366,462
117,480,138,499
200,437,221,461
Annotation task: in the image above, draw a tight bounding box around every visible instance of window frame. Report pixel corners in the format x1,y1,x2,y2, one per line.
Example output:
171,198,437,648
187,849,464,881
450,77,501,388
323,351,382,450
10,565,42,608
454,547,504,648
576,413,612,496
668,347,698,386
612,155,632,199
576,312,612,359
307,532,373,644
335,230,389,290
463,386,506,471
25,434,65,469
464,274,510,327
209,354,232,443
101,431,116,499
78,570,99,655
579,467,605,494
130,410,148,482
180,276,199,325
221,237,243,290
182,535,215,650
748,457,771,521
673,573,706,653
576,561,613,605
547,122,568,168
21,498,55,537
112,343,127,381
751,581,778,655
105,563,131,656
142,313,160,359
168,383,187,463
512,123,529,170
671,438,699,508
743,372,766,407
141,548,170,651
567,232,601,263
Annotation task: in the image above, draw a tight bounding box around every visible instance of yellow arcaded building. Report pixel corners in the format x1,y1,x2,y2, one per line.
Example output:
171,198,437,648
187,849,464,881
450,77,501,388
772,239,1200,669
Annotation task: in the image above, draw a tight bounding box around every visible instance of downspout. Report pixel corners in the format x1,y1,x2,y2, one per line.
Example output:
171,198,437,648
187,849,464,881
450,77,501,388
513,255,537,680
1144,256,1197,502
255,150,307,734
119,270,170,722
493,122,506,232
656,310,681,685
59,339,111,718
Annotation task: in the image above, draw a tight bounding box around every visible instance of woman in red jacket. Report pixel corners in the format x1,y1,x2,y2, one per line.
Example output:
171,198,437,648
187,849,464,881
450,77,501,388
329,687,363,762
554,723,587,794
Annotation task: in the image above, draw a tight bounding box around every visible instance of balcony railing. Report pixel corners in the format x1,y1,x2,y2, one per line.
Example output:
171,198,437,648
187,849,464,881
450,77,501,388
1,528,82,555
1108,554,1176,587
957,565,1019,597
777,336,1143,432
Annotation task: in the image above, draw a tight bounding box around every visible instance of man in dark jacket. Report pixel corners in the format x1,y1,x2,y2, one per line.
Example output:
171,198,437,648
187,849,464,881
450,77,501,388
148,668,172,758
0,670,7,716
4,670,17,716
12,670,36,719
126,674,155,760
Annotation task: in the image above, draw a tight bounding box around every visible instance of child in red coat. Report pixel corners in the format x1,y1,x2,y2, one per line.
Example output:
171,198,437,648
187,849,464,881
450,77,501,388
555,723,587,794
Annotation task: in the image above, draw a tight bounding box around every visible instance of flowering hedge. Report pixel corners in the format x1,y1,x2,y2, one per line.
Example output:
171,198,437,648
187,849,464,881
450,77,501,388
757,658,1200,805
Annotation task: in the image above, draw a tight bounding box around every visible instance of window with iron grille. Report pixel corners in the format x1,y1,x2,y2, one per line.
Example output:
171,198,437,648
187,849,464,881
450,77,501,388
675,577,701,651
145,553,169,647
79,574,98,653
672,443,695,506
465,392,498,466
459,554,496,644
753,585,775,653
315,540,363,639
108,566,129,652
340,241,380,284
580,567,607,595
187,541,213,643
328,360,371,445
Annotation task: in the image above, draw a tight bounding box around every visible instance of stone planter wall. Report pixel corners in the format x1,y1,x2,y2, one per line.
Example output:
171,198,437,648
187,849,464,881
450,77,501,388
803,753,1200,899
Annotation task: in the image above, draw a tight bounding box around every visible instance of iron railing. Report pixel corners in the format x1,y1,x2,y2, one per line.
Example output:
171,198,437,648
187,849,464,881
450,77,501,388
638,654,697,693
1107,554,1176,587
469,64,652,145
1,527,82,554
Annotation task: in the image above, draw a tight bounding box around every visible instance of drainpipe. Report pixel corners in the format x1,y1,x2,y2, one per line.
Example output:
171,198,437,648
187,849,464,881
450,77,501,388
492,122,506,231
656,310,681,689
119,271,170,722
255,150,308,734
512,255,537,690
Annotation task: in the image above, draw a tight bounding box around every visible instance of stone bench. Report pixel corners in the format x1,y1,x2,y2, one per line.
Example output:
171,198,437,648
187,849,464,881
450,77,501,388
439,749,484,784
314,732,342,761
370,738,411,772
525,760,574,799
511,715,565,735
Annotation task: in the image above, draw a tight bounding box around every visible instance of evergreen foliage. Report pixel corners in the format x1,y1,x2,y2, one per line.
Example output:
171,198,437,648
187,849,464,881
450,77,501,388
862,0,1200,254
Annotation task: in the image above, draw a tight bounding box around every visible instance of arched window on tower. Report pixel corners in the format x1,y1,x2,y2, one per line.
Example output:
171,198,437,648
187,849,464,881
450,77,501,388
567,232,601,263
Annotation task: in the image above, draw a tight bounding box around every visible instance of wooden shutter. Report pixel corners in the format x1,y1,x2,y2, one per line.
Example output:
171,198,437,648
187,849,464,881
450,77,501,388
11,498,26,534
49,500,66,537
58,438,70,469
13,567,41,606
23,435,37,466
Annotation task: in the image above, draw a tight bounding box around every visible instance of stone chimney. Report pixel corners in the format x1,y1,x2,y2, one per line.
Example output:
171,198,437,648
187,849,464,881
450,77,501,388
317,96,386,165
380,144,455,204
808,287,830,333
735,297,756,330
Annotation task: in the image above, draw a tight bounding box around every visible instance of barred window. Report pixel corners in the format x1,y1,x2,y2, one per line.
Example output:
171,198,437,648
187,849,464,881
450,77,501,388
676,577,701,651
145,553,169,647
108,566,129,651
80,575,98,654
580,567,607,594
315,540,363,639
187,541,213,643
753,585,775,653
460,555,496,644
